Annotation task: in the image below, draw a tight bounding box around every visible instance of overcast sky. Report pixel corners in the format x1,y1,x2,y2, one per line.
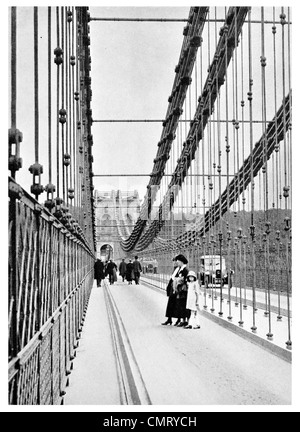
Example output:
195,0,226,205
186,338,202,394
89,6,190,199
5,3,296,212
7,6,190,201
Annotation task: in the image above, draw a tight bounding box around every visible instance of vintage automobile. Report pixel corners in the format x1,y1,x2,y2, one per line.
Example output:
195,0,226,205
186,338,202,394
141,259,158,274
199,255,232,287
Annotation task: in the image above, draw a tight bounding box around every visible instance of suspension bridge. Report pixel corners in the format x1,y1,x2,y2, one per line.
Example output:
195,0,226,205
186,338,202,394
8,6,292,407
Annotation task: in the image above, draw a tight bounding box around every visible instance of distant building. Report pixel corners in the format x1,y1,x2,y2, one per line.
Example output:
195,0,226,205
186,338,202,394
94,190,141,262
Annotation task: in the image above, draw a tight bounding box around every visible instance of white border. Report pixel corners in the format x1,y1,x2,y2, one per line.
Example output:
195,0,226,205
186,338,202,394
2,0,299,413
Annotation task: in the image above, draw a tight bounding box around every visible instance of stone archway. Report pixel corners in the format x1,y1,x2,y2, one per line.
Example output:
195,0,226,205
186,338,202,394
99,244,114,261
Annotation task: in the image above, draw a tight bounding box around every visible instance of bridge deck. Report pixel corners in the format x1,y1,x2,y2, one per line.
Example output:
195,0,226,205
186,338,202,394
141,275,291,354
65,279,291,406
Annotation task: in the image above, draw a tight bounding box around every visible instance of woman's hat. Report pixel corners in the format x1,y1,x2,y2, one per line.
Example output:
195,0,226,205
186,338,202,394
188,271,197,280
174,254,188,265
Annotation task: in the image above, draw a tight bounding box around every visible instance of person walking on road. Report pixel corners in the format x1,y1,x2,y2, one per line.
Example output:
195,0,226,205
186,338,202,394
94,259,105,287
126,260,134,285
119,259,127,282
106,259,118,285
133,256,142,285
185,271,201,329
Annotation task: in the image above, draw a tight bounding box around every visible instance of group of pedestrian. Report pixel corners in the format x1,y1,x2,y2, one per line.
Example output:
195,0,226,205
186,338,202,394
94,256,143,287
94,258,117,286
119,256,142,285
95,253,201,330
162,254,201,330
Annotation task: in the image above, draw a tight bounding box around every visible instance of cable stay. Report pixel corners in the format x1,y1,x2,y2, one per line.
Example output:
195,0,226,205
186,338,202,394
120,6,250,253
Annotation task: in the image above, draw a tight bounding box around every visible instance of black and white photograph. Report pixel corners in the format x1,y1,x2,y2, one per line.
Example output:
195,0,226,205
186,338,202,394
4,1,300,414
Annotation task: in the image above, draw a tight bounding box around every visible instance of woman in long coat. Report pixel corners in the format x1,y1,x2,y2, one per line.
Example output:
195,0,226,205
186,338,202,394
126,260,134,285
119,259,127,282
162,265,178,325
161,254,190,327
94,259,105,287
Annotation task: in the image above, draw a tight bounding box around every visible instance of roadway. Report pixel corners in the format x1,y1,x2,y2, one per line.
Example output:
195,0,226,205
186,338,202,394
142,273,292,314
65,279,291,406
141,274,292,351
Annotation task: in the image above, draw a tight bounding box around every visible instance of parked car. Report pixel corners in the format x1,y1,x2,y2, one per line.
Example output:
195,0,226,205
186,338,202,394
141,259,158,274
199,255,232,287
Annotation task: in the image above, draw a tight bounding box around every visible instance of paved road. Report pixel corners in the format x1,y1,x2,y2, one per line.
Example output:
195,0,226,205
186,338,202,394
141,275,292,350
108,280,291,405
142,273,292,313
65,280,291,406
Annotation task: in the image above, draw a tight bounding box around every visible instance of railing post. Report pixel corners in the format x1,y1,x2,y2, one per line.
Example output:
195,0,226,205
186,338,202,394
9,193,18,360
8,183,23,405
218,232,224,317
285,217,292,350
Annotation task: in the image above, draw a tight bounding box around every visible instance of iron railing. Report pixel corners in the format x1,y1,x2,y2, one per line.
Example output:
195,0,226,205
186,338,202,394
8,6,96,404
9,179,94,405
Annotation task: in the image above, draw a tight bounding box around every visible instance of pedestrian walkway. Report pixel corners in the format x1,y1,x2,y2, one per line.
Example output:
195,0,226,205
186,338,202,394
144,274,291,313
64,283,121,405
141,274,292,355
64,278,291,406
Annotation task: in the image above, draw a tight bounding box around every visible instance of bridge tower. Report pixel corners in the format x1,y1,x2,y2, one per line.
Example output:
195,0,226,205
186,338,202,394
95,190,141,262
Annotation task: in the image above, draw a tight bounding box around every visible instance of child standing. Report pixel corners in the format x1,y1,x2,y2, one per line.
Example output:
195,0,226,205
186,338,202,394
185,271,201,329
